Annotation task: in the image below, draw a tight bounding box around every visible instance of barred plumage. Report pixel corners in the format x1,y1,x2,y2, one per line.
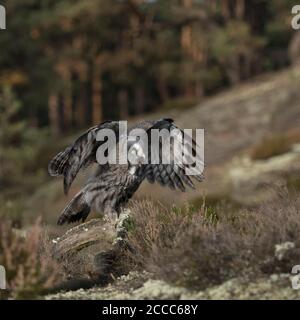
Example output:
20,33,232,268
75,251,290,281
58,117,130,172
48,119,204,225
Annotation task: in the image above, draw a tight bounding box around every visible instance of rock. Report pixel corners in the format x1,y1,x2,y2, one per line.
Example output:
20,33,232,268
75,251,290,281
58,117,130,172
45,271,300,300
275,242,295,261
227,148,300,205
52,211,131,281
133,280,189,300
45,271,151,300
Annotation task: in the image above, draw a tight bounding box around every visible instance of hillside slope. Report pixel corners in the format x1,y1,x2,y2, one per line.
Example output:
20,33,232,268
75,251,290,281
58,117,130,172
136,66,300,206
6,66,300,300
16,66,300,226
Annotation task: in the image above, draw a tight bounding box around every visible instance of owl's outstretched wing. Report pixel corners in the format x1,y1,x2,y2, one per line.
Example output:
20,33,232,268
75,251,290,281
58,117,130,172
48,121,120,194
141,119,204,191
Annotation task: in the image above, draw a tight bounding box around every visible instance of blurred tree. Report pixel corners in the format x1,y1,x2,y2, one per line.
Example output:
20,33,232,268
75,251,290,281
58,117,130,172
0,87,49,188
0,0,295,135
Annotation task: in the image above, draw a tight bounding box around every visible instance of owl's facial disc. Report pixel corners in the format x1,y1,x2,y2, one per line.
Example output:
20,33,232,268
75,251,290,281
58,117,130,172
128,143,146,166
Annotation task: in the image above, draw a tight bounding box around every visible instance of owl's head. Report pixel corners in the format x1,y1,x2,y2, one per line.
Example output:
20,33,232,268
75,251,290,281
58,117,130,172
127,135,146,166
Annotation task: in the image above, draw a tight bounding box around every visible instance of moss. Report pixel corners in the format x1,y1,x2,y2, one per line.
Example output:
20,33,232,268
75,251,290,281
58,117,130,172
121,215,136,233
45,271,300,300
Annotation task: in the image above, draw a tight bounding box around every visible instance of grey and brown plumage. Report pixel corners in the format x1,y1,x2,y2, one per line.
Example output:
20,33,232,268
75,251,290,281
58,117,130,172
48,118,204,225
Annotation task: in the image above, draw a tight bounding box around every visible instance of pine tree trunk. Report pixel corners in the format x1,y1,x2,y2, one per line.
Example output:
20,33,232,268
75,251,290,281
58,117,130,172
78,62,88,127
236,0,245,19
221,0,231,20
134,86,145,115
181,0,195,98
72,72,82,129
118,89,129,119
48,93,60,136
157,78,169,103
62,70,72,131
58,93,65,133
195,82,204,98
92,60,102,125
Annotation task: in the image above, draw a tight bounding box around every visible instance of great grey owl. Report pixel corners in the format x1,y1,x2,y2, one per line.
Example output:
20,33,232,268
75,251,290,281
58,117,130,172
48,118,204,225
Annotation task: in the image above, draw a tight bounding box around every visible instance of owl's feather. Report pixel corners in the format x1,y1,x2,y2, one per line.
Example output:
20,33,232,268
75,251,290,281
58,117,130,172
49,119,204,225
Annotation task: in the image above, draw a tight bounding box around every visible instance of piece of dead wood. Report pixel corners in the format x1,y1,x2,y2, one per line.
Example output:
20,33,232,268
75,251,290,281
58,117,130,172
52,212,130,281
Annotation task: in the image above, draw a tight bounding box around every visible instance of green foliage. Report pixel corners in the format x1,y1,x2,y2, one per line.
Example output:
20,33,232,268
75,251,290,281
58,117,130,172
0,1,295,127
203,206,219,226
212,21,265,60
0,87,50,189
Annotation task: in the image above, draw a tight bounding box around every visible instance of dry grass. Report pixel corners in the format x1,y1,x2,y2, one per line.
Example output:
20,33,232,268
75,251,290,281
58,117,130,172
0,217,65,299
286,128,300,144
126,193,300,289
250,135,291,160
250,129,300,160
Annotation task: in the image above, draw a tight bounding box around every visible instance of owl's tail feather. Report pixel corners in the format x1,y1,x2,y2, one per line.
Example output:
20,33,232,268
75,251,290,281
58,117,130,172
57,190,91,225
48,146,72,177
